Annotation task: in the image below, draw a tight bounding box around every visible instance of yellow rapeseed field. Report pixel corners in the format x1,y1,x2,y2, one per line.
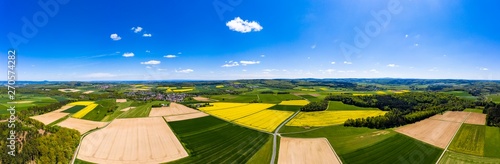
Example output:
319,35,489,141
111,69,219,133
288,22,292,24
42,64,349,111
376,91,387,95
173,88,194,92
279,100,310,106
73,104,98,118
286,110,387,127
216,85,224,88
69,101,95,106
204,103,275,121
234,110,294,132
301,89,316,91
352,93,373,96
198,102,249,111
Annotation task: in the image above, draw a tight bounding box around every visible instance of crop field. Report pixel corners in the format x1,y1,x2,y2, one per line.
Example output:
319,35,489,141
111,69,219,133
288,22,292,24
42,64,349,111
61,105,86,113
201,103,275,121
464,113,487,125
73,104,98,118
487,94,500,103
216,85,224,88
198,102,249,111
443,91,477,100
298,94,321,102
278,137,341,164
233,110,294,132
57,118,107,134
286,110,387,127
429,111,469,123
246,136,273,164
464,108,484,113
439,150,500,164
69,101,95,106
342,134,442,164
0,95,59,114
258,94,303,104
78,117,188,163
30,105,74,124
278,100,309,106
209,94,258,103
119,101,168,118
449,124,485,156
395,118,461,148
268,105,302,112
485,126,500,158
281,125,396,155
327,101,381,111
164,112,209,122
172,88,194,92
168,116,270,163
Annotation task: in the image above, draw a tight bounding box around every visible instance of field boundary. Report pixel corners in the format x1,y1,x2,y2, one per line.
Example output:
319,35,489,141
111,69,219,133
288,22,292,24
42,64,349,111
435,112,471,164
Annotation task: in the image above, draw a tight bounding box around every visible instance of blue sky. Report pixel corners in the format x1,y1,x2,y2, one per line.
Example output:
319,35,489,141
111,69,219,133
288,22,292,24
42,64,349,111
1,0,500,81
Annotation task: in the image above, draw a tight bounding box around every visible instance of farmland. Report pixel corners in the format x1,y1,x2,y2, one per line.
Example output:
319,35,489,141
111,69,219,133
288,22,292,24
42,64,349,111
73,104,98,118
449,124,485,156
233,110,294,132
439,150,500,164
487,94,500,103
286,110,387,127
342,134,442,164
278,137,341,164
278,100,309,106
168,116,270,163
78,117,187,163
200,103,275,121
61,105,86,113
395,118,462,148
327,101,381,111
485,126,500,158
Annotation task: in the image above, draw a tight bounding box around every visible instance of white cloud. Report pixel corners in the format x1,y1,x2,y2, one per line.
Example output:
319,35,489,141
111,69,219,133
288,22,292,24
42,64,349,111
480,67,489,71
405,34,408,38
142,33,152,37
140,60,161,65
260,54,265,57
263,69,279,72
131,26,143,33
222,61,239,67
176,69,193,73
387,64,399,67
122,52,134,57
145,50,150,53
157,68,167,71
415,43,419,47
320,69,335,73
369,69,379,73
428,67,438,72
343,61,352,64
178,52,182,54
242,69,247,72
81,73,116,78
331,61,336,64
110,33,121,41
164,55,177,58
226,17,263,33
240,60,260,66
146,66,152,69
311,44,316,49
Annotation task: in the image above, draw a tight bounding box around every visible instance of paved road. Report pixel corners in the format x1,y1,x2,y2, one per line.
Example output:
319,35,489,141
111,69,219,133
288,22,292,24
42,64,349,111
270,110,300,164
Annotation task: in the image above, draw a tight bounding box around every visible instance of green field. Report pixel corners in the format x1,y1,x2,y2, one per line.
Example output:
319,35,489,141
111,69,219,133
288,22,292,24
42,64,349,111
246,135,273,164
119,101,168,118
62,105,86,113
487,94,500,103
484,126,500,158
0,95,59,114
443,91,477,100
268,105,301,112
258,94,302,103
298,94,320,102
327,101,381,111
282,125,396,155
209,94,258,103
449,124,485,156
439,150,500,164
81,99,116,121
342,133,442,164
168,116,270,163
464,108,484,114
101,101,133,121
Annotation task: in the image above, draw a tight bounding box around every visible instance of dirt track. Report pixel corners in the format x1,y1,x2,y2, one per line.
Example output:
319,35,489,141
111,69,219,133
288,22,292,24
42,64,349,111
149,103,200,117
57,118,107,134
278,137,341,164
464,113,486,125
116,99,127,103
78,117,188,164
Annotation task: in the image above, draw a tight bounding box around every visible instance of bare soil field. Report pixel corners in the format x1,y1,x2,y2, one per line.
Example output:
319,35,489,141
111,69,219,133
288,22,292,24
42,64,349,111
57,118,107,134
309,93,321,97
164,112,209,122
78,117,188,164
278,137,341,164
149,103,199,117
429,111,469,122
116,99,127,103
464,113,486,125
192,96,212,102
395,119,461,148
30,105,73,125
83,91,95,94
